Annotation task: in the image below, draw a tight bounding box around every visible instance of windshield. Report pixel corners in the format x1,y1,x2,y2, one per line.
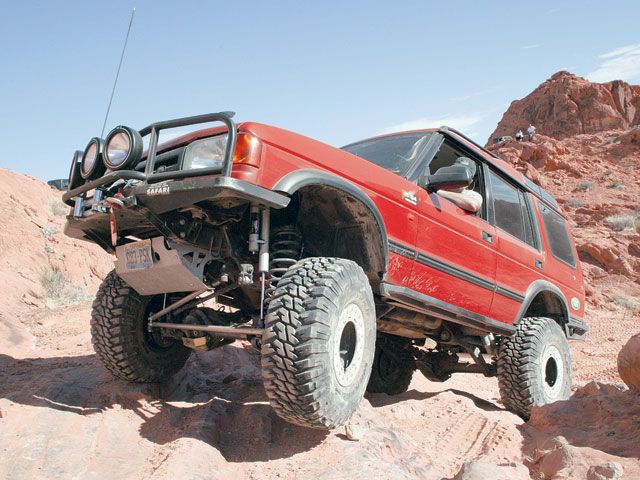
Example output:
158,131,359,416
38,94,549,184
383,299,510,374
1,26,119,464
342,132,434,177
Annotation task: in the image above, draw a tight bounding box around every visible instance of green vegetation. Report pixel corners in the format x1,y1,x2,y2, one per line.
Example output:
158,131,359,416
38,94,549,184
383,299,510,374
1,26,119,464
613,295,639,311
41,224,59,239
609,180,624,190
48,200,67,217
566,198,582,208
576,180,593,192
39,267,91,308
39,268,65,300
604,212,640,232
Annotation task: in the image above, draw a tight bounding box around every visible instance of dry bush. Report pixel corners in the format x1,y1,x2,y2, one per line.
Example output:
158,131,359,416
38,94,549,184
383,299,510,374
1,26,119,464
39,267,91,307
613,295,639,311
576,180,594,192
39,268,65,300
609,180,624,190
41,224,59,239
604,214,638,232
48,200,67,217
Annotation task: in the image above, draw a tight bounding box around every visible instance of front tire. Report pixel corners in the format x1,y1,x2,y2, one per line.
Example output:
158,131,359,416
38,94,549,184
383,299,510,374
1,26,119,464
497,317,572,419
91,270,191,382
261,257,376,429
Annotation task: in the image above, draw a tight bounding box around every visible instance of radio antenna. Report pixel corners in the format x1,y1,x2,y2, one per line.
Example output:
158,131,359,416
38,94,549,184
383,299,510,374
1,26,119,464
101,8,136,137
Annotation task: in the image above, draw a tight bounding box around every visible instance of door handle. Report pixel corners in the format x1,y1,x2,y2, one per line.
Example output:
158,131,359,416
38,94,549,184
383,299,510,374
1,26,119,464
482,231,493,243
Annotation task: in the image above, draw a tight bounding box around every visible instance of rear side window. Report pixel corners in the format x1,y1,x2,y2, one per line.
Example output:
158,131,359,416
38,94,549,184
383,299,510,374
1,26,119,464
539,204,576,267
489,171,536,248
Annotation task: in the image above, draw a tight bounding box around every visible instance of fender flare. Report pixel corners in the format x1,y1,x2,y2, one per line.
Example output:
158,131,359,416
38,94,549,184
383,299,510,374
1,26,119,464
515,279,570,331
273,168,389,276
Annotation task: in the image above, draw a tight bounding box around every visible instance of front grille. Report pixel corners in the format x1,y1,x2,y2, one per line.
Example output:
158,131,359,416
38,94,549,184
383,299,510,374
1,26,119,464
135,146,186,174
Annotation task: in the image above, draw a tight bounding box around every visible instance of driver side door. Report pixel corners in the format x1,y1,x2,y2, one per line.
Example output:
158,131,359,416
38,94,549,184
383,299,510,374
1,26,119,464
407,140,497,317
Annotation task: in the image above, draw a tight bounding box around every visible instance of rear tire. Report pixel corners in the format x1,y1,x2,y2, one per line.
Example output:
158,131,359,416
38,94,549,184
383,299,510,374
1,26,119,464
261,257,376,429
497,316,572,420
91,270,191,382
367,336,414,395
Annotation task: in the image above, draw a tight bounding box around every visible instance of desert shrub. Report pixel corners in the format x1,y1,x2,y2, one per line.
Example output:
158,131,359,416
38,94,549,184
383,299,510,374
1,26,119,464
576,181,593,192
566,198,582,208
604,214,637,232
609,180,624,190
40,268,65,300
48,200,67,217
41,224,59,239
65,284,92,304
39,268,91,307
613,295,639,311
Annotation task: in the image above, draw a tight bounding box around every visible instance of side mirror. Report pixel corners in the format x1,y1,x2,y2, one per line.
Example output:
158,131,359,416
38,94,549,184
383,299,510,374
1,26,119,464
422,165,472,192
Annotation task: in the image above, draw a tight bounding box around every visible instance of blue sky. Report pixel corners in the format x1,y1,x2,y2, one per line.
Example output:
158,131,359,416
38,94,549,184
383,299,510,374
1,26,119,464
2,1,640,181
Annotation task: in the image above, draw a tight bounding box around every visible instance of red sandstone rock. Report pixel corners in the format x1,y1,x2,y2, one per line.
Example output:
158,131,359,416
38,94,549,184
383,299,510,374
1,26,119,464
618,333,640,390
489,71,640,141
453,461,529,480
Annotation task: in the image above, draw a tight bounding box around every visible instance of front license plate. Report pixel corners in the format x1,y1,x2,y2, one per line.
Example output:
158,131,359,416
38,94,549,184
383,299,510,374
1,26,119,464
123,240,154,270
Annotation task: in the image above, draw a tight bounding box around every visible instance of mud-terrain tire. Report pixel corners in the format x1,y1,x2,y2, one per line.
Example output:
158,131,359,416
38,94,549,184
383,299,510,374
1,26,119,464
91,270,191,382
367,336,414,395
261,257,376,429
497,316,572,420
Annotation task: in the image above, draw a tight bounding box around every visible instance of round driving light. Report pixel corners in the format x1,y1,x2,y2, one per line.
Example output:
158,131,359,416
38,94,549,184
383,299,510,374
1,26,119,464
80,137,106,180
104,126,143,170
67,150,84,190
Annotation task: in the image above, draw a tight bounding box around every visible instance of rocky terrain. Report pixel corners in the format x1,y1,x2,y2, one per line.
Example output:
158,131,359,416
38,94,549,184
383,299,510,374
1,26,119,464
490,71,640,140
1,73,639,479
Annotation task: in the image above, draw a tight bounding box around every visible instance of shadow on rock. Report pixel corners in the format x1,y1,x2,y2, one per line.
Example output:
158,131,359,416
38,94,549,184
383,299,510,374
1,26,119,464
366,387,504,413
522,381,640,460
0,344,327,462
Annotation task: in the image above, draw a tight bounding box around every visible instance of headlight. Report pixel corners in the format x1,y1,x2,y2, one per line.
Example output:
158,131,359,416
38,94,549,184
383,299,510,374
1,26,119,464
180,133,261,171
80,137,106,179
104,126,143,170
67,150,84,191
181,134,228,170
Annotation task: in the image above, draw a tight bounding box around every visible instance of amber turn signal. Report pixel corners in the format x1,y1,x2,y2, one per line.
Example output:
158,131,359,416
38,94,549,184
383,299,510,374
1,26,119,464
232,133,262,168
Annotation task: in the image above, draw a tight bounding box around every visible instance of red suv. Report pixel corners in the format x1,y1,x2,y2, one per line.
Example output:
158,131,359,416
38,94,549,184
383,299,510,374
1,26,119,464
63,111,587,429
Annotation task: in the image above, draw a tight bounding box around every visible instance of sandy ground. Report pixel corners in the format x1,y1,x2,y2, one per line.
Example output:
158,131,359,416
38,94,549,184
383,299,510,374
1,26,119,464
1,302,638,480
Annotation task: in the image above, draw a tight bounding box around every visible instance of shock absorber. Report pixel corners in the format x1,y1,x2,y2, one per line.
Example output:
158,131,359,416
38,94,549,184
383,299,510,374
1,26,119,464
266,226,303,299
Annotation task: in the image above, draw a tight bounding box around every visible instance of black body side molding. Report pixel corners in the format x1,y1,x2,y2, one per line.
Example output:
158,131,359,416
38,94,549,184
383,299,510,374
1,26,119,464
379,282,516,337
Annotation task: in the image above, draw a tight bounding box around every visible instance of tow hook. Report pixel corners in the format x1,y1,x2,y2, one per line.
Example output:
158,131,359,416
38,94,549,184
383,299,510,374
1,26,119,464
105,195,125,246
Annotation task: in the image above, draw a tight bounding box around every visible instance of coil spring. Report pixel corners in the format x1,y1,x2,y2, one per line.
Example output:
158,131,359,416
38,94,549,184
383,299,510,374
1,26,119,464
266,226,302,299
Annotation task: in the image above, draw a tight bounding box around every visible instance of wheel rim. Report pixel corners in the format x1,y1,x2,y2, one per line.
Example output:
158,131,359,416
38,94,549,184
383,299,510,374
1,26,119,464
333,303,365,388
541,345,564,399
141,296,177,351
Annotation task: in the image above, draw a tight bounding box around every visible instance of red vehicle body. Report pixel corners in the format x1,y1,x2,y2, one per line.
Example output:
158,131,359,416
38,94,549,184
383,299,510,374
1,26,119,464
114,119,586,334
63,112,587,429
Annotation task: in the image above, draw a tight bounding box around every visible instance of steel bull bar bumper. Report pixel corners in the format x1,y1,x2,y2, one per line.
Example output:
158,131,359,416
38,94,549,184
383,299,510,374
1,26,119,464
63,172,291,211
63,110,290,248
64,175,289,249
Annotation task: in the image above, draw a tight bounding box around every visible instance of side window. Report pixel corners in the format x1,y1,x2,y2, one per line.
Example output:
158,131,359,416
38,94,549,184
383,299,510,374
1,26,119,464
489,171,536,248
539,204,576,267
425,140,488,220
519,191,537,248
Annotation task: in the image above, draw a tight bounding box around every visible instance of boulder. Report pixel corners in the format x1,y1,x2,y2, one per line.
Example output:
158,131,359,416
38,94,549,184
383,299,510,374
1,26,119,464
489,71,640,142
587,462,624,480
618,333,640,390
453,461,529,480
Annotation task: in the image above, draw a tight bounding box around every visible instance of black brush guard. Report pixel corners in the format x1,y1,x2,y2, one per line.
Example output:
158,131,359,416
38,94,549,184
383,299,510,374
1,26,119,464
62,111,238,206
